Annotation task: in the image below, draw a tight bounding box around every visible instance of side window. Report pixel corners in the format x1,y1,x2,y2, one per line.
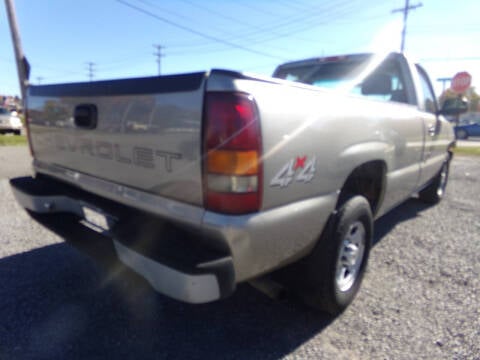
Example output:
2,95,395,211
416,66,437,114
359,58,409,104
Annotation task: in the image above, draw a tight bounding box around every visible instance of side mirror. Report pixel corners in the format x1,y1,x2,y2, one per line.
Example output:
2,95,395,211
438,97,468,116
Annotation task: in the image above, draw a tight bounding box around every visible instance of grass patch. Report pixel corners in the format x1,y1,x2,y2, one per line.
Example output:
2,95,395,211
453,146,480,156
0,135,28,146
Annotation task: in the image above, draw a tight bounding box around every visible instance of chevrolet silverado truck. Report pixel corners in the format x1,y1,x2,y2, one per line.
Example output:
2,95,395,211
10,52,465,315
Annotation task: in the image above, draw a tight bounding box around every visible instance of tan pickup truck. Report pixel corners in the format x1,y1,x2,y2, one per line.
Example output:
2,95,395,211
11,52,466,314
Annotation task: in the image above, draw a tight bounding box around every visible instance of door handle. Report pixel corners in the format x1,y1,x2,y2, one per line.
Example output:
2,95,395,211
74,104,97,129
428,124,437,137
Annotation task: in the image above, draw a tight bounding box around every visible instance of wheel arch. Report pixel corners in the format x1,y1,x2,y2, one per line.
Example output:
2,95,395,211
337,160,387,217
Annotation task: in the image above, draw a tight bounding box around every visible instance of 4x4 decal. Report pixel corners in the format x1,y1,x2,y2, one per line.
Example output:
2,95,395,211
270,155,316,188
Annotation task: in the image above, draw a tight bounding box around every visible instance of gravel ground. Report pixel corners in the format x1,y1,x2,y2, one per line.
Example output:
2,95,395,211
0,146,479,360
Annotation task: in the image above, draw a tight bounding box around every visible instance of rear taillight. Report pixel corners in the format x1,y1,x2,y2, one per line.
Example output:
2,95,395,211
203,92,262,214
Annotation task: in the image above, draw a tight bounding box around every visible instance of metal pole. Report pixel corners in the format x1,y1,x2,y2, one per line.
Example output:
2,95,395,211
392,0,422,53
400,0,409,53
86,62,95,81
153,44,164,75
437,78,452,94
4,0,29,101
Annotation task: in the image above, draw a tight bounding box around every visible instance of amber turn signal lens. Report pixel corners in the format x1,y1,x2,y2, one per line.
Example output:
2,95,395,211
207,150,258,176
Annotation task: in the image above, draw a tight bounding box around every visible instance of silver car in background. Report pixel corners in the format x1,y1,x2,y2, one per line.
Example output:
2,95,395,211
0,107,23,135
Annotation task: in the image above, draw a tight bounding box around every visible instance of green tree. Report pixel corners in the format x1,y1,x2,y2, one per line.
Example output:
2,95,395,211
468,87,479,112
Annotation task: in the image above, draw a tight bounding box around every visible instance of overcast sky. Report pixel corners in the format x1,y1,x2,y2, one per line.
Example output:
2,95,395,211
1,0,479,97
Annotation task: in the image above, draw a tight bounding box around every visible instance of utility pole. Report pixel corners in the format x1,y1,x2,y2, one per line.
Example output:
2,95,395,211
153,44,164,75
86,62,95,81
392,0,423,53
5,0,30,101
36,76,44,85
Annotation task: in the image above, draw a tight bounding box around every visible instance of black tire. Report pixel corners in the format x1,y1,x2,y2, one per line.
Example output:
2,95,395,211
276,195,373,315
13,130,21,136
455,129,468,140
418,160,449,204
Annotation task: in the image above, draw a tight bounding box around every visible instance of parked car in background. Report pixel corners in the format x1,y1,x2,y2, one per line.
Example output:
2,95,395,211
0,107,22,135
455,117,480,139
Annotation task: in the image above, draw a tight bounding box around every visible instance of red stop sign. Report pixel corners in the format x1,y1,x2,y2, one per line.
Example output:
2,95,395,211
451,72,472,93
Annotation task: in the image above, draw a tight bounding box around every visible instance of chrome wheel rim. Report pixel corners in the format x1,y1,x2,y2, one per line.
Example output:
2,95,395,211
437,163,448,198
335,221,366,292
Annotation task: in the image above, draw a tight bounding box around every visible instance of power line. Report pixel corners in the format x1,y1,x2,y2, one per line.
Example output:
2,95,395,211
178,0,262,32
153,44,164,75
208,0,353,45
107,1,378,66
116,0,287,61
232,2,285,17
0,57,14,63
421,56,480,62
144,0,360,57
137,0,251,39
237,0,380,43
275,0,313,12
152,0,372,52
392,0,422,53
176,0,355,47
226,2,363,46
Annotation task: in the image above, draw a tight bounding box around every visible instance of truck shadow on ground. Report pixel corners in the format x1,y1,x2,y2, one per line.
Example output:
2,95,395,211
0,243,330,360
0,198,431,360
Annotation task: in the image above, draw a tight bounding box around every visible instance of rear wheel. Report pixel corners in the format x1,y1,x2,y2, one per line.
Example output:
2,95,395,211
455,129,468,139
13,130,21,136
418,160,449,204
277,195,373,315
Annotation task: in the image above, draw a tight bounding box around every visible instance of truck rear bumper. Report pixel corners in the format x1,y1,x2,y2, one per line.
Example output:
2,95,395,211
31,160,339,282
10,176,235,304
11,165,338,300
113,241,223,303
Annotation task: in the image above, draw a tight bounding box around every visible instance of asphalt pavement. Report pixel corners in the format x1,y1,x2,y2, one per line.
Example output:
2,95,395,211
0,146,479,360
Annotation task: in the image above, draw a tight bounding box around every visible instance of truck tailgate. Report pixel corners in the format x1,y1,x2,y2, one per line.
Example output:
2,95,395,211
27,72,206,206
